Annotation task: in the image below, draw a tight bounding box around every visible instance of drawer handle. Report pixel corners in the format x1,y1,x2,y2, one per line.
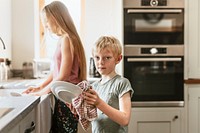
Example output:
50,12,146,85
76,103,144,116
24,121,35,133
173,115,179,121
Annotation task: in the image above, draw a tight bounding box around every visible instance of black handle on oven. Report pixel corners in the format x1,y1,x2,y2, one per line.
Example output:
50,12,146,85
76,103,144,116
127,9,182,14
127,57,182,62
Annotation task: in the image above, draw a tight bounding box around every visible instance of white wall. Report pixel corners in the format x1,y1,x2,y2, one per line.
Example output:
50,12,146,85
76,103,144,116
12,0,38,69
81,0,123,75
0,0,12,59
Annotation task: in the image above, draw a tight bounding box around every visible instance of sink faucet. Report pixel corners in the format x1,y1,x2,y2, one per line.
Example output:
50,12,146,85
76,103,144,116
0,37,6,49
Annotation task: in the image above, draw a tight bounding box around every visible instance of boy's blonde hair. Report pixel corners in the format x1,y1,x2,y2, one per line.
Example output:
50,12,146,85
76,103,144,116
92,36,122,58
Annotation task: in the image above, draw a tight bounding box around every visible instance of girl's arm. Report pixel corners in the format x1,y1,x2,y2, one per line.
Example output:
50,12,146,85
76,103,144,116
23,73,53,94
84,89,132,126
39,36,74,95
34,73,53,95
40,72,53,88
23,36,73,96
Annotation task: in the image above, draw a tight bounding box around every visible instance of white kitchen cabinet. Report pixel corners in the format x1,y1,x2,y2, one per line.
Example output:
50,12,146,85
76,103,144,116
128,108,185,133
185,0,200,78
8,124,19,133
8,108,36,133
187,84,200,133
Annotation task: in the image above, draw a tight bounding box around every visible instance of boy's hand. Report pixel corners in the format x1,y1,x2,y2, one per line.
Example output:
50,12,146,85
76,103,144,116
83,89,100,106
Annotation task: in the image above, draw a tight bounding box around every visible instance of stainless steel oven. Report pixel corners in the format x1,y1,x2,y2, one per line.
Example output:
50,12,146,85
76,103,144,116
124,46,184,107
123,0,185,107
124,0,184,45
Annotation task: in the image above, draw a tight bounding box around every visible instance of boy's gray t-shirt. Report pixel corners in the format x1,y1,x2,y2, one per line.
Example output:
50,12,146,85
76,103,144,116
91,75,134,133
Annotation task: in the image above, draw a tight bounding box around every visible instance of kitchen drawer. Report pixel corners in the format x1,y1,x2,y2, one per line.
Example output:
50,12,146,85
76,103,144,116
8,108,36,133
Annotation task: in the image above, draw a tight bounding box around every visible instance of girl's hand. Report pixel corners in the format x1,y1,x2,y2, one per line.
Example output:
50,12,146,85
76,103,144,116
83,89,101,106
22,86,41,94
28,87,51,96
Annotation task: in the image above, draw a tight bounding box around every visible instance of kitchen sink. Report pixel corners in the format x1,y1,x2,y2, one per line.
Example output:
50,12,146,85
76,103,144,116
0,108,14,118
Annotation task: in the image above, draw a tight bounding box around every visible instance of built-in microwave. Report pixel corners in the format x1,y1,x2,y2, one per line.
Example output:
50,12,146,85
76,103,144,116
124,0,184,45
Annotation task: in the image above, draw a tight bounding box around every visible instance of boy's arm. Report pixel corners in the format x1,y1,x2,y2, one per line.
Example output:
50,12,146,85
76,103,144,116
84,89,132,126
98,92,131,126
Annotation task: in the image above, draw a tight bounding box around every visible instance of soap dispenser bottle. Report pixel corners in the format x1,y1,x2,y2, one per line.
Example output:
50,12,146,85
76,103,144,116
0,58,7,81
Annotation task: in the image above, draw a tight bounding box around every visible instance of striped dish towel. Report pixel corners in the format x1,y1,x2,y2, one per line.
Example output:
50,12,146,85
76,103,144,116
72,80,97,131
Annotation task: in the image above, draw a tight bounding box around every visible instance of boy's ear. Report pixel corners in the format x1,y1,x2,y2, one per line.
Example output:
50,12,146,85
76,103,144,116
116,55,122,64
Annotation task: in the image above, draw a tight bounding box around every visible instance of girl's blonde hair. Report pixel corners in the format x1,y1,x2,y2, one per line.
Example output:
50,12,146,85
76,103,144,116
92,36,122,58
42,1,86,80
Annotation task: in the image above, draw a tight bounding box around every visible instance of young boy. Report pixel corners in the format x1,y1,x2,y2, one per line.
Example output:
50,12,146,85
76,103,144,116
83,36,134,132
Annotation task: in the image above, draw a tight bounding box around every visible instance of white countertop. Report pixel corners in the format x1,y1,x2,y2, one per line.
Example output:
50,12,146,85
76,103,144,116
0,92,40,133
0,78,45,89
0,88,52,133
0,77,100,133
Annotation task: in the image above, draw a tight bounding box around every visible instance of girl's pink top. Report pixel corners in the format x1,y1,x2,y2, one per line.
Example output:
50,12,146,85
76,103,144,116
53,43,80,84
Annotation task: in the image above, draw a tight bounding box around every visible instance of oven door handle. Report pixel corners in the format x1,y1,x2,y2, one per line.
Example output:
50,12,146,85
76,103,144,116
127,58,182,62
127,9,182,14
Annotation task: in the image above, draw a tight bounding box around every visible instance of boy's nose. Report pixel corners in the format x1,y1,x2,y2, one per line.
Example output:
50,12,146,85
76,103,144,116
99,58,105,64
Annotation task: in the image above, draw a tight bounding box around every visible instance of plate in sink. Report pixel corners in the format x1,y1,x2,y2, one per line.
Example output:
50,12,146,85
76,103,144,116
50,81,82,104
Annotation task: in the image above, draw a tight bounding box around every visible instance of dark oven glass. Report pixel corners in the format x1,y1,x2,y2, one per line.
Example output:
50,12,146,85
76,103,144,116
124,8,184,45
124,56,184,102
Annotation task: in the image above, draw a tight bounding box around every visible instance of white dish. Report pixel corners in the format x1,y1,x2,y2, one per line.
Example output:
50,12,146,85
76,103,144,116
50,81,82,103
10,92,22,97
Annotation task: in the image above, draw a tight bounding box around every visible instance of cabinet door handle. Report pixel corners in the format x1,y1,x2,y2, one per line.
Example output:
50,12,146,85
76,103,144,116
173,115,179,121
24,121,35,133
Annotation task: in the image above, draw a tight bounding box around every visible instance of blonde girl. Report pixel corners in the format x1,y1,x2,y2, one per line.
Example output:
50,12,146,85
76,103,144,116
23,1,86,133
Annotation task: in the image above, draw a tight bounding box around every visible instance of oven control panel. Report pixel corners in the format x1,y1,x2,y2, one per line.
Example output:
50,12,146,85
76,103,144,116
141,47,167,54
141,0,167,6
